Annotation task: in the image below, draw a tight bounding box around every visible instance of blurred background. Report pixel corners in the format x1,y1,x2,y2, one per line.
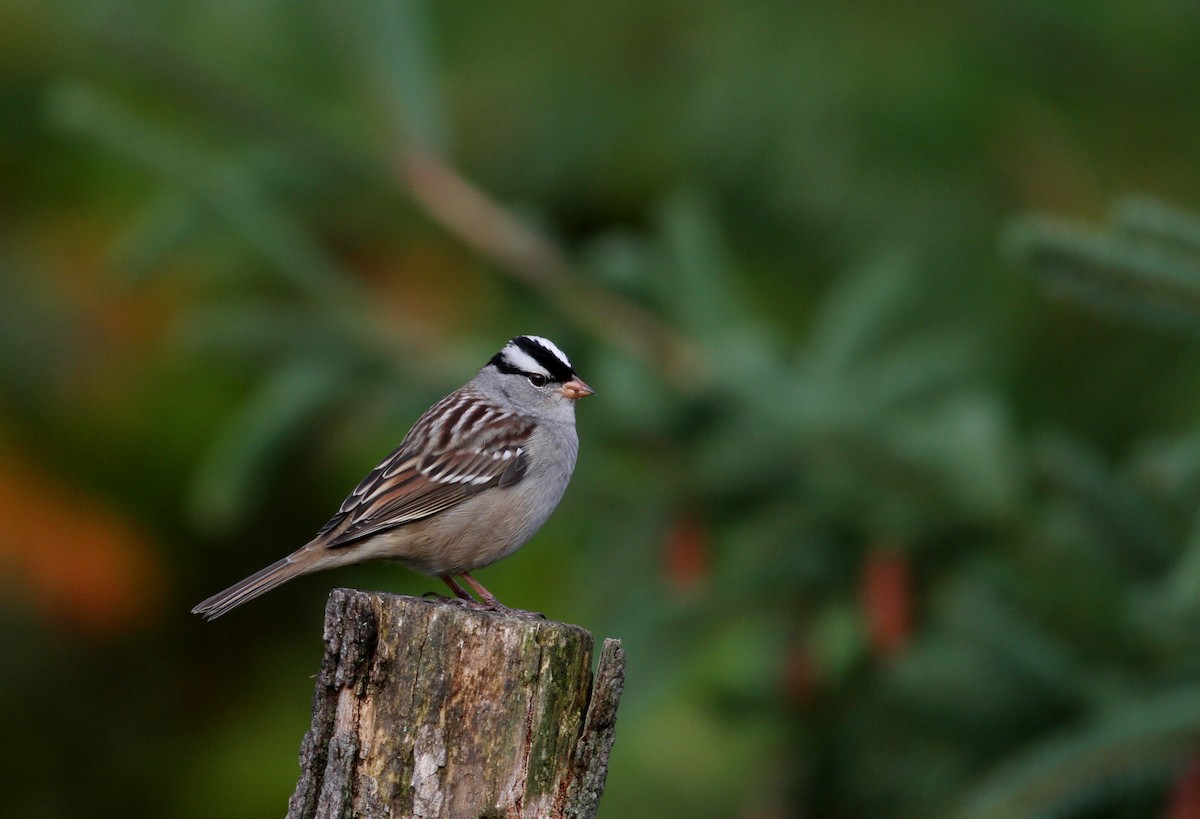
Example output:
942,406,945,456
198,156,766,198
4,0,1200,816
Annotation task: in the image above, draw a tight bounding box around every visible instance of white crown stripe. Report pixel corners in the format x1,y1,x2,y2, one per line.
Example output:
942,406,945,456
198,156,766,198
500,344,552,378
522,335,573,369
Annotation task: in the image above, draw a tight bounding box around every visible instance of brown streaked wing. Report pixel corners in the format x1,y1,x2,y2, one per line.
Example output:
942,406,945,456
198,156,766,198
313,391,535,548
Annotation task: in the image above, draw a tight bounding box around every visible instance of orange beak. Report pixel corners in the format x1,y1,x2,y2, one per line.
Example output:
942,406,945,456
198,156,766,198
561,376,595,400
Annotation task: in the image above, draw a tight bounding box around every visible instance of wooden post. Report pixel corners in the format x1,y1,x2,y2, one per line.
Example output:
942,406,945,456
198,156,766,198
287,588,625,819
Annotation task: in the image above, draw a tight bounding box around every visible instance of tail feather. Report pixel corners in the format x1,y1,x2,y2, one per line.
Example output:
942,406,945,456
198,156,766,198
191,553,313,620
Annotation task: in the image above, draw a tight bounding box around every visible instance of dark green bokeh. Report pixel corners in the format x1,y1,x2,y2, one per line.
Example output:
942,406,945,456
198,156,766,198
3,1,1200,816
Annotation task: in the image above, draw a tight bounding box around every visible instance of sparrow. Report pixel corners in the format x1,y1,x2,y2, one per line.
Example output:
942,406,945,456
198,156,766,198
192,335,592,619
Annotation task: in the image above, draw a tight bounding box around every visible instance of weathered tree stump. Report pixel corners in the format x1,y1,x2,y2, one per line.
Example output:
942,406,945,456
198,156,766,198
287,589,625,819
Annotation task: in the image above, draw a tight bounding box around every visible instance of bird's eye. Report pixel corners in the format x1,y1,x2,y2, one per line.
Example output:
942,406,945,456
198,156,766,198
527,373,548,387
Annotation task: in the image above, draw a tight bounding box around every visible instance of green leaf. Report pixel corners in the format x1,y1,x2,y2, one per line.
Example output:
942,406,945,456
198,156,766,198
1110,196,1200,265
109,192,206,283
47,83,366,308
1034,433,1173,576
655,190,743,339
806,249,921,377
1005,214,1200,333
958,687,1200,819
187,361,346,532
357,0,447,150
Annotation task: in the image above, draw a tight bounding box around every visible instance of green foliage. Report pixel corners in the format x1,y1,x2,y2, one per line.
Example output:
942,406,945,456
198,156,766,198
1006,198,1200,334
4,1,1200,818
960,688,1200,819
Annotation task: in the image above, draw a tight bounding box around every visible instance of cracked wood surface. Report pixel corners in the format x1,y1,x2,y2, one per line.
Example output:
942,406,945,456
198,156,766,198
287,589,625,819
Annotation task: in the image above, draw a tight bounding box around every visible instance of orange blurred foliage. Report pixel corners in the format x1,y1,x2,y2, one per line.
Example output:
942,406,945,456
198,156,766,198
0,451,165,634
353,240,493,338
663,512,711,594
780,643,820,707
859,546,913,658
1166,755,1200,819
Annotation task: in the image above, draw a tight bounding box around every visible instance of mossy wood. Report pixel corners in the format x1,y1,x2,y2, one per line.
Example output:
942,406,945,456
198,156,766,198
287,589,625,819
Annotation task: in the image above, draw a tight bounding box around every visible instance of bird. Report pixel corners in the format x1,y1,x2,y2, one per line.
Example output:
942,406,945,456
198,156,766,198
191,335,593,620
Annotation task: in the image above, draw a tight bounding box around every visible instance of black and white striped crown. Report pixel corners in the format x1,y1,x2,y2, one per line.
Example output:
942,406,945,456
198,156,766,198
489,335,576,383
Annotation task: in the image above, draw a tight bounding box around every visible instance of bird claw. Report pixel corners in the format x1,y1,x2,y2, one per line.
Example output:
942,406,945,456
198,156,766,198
425,593,544,619
488,604,545,620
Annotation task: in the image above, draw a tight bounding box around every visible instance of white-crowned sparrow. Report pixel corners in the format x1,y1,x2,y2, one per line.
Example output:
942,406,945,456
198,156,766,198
192,335,593,619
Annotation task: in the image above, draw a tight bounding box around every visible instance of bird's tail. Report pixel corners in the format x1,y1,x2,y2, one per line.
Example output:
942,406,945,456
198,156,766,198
191,550,316,620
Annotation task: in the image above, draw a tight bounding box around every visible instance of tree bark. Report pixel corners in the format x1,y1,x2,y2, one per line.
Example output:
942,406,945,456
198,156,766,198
287,588,625,819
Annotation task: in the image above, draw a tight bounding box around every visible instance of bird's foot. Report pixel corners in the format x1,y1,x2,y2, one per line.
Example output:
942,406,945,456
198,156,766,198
486,603,545,619
430,574,545,617
425,593,544,618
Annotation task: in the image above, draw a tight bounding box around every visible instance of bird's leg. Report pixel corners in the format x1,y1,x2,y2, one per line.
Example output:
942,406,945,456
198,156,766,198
422,575,475,604
442,575,474,600
458,572,501,607
424,574,498,612
460,572,544,619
